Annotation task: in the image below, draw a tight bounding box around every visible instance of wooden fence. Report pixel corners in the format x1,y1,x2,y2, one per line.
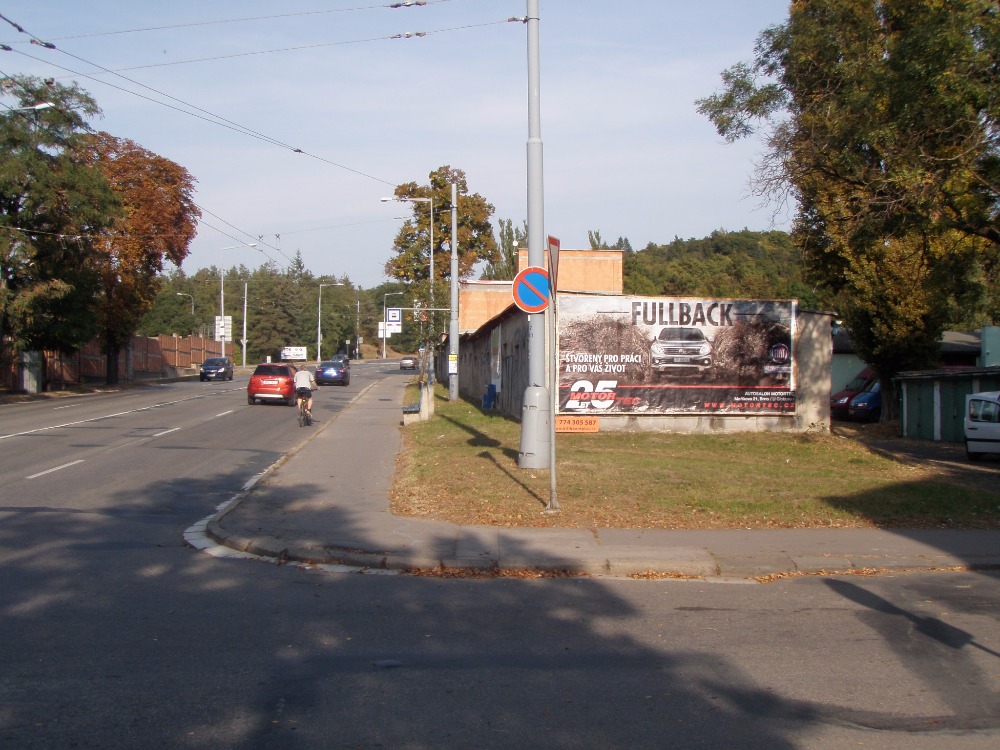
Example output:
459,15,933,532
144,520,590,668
2,334,224,391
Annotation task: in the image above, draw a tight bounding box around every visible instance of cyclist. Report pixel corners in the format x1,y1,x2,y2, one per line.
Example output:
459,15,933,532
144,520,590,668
293,365,317,418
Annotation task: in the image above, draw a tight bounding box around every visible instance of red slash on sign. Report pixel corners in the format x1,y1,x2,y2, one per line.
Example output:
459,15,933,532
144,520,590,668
512,266,550,313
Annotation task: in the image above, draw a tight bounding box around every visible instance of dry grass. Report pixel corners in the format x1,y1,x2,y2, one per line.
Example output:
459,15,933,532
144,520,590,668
391,387,1000,530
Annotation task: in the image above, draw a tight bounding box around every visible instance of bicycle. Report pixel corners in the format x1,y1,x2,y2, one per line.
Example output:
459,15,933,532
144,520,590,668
296,387,313,427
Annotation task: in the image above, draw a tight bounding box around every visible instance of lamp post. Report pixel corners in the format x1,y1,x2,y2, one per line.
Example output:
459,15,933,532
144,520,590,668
343,295,361,359
518,0,552,476
8,102,54,113
218,243,256,358
382,291,403,358
175,292,194,315
381,195,435,330
355,292,361,359
448,183,460,401
317,282,344,362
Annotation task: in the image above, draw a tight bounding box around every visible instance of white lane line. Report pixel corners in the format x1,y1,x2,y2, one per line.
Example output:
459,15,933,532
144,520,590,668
53,404,81,411
27,460,84,480
153,427,181,437
216,410,234,417
0,394,212,440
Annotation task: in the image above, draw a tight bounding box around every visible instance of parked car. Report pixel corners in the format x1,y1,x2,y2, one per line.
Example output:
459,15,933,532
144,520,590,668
649,326,713,377
316,359,350,386
199,357,233,381
400,356,417,370
965,391,1000,461
831,368,877,420
847,381,882,422
247,363,296,405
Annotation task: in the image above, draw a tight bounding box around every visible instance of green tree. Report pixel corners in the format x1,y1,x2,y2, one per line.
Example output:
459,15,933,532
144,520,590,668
384,165,496,341
82,132,200,384
0,76,118,368
482,218,524,280
588,230,611,250
697,0,1000,416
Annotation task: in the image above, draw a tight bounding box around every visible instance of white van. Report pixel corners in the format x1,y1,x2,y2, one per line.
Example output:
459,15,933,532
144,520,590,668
965,391,1000,461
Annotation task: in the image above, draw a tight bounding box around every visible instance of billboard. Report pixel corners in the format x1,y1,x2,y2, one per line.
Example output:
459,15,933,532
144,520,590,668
281,346,307,361
558,296,796,415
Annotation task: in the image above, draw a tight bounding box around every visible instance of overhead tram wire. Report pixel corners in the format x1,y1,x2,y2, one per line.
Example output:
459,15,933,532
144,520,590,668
55,19,520,76
1,12,521,186
8,46,398,186
15,1,453,43
192,203,291,267
2,16,415,186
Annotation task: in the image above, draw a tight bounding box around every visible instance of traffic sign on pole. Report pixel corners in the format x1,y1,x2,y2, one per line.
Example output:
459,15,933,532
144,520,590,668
512,266,550,314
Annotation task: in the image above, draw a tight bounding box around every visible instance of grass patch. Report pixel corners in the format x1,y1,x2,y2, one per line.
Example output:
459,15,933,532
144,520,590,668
391,387,1000,529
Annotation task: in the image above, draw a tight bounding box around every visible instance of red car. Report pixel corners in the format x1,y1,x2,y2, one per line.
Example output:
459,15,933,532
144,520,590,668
247,363,296,406
830,368,876,420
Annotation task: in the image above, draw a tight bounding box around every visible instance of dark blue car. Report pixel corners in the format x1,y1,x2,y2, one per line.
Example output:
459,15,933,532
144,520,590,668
315,359,350,386
848,381,881,422
199,357,233,381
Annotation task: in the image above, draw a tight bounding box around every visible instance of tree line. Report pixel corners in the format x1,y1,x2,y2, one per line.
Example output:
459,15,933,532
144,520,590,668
1,76,199,385
696,0,1000,417
138,254,418,364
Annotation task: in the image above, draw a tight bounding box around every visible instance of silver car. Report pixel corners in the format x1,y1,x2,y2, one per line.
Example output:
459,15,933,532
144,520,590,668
649,327,713,377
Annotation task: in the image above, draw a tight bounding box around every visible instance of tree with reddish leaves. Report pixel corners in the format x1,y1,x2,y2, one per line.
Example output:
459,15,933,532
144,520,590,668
82,132,200,384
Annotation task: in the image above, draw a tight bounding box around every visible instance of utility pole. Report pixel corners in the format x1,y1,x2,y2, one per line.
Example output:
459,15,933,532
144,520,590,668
518,0,551,470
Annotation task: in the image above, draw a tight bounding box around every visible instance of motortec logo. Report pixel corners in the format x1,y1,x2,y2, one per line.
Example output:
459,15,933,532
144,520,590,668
564,380,640,410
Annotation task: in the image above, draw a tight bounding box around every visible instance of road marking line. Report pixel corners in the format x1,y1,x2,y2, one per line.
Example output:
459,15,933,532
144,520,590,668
216,410,233,417
27,460,84,479
153,427,181,437
0,393,214,440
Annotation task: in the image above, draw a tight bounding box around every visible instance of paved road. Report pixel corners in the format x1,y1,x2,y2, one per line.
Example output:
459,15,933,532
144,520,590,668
1,367,998,748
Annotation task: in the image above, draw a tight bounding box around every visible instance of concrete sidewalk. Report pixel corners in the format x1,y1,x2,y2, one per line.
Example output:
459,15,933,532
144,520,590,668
198,372,1000,580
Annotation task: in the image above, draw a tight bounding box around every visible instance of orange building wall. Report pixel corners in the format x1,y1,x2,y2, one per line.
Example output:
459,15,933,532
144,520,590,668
458,248,624,333
517,248,622,294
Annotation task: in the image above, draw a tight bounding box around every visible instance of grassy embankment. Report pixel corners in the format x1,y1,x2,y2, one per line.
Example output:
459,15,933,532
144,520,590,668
391,385,1000,530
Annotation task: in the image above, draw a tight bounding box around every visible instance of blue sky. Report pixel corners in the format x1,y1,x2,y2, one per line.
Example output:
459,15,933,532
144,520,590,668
3,1,792,288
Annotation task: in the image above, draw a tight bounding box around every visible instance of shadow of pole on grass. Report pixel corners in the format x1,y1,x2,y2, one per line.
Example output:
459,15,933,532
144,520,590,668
476,449,548,509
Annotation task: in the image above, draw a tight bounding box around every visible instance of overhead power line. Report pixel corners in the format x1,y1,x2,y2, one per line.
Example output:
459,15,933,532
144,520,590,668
2,11,524,185
3,1,450,43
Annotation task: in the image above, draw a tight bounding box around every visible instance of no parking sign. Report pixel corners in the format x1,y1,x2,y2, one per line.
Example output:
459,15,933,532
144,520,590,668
512,266,550,313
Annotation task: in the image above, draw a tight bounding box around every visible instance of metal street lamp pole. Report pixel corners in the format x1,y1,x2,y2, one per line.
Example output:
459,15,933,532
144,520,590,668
175,292,194,315
242,283,248,369
518,0,554,479
448,183,460,401
381,195,434,333
218,243,256,359
383,291,403,358
317,282,343,362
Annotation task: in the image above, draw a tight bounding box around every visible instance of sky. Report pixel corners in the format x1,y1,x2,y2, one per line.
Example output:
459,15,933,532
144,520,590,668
2,0,793,289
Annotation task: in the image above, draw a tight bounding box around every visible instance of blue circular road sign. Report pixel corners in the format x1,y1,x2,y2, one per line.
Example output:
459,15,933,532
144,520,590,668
512,266,550,313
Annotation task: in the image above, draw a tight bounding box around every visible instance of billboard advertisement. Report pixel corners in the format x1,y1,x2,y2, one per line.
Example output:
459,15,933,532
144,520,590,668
558,296,796,415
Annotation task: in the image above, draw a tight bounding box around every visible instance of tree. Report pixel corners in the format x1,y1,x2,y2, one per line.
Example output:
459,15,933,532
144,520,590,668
81,132,200,383
588,230,611,250
383,165,497,339
697,0,1000,416
0,76,118,367
482,218,525,280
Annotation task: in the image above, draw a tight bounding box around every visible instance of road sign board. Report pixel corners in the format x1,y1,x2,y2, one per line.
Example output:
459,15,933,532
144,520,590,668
512,266,550,313
388,308,401,323
547,235,560,288
214,315,232,341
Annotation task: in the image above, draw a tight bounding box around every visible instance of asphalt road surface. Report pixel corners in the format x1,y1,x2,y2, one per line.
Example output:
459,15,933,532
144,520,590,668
2,367,999,749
